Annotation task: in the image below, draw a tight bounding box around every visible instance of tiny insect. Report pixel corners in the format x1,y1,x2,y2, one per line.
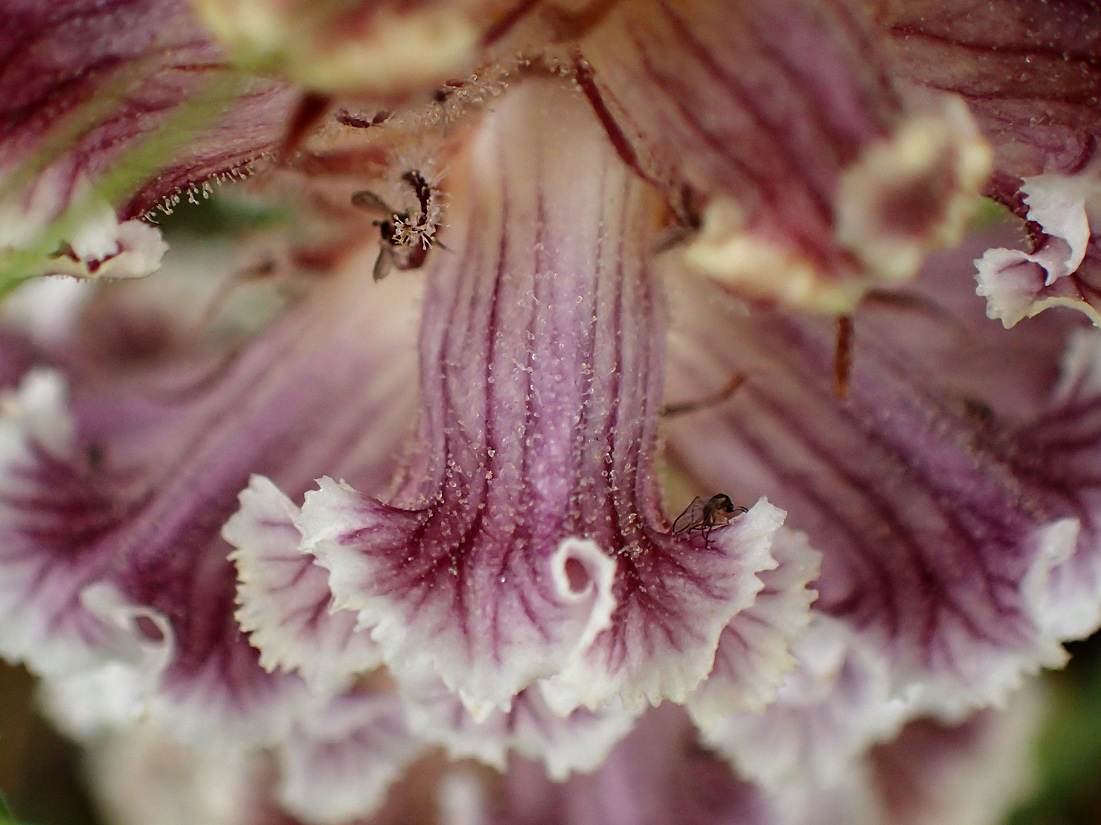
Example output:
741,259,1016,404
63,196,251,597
351,170,444,281
671,494,747,537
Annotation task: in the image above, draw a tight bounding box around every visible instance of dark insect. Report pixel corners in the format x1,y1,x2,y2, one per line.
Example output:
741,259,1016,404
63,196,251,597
671,494,747,538
351,170,444,281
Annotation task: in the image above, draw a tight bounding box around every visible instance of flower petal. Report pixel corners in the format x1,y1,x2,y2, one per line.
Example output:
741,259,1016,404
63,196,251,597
976,170,1101,326
88,724,279,825
190,0,488,97
879,0,1101,182
400,667,641,781
297,78,787,719
578,0,989,312
498,706,880,825
275,689,429,825
0,255,420,743
226,475,381,696
870,687,1044,825
878,0,1101,324
700,616,911,789
0,0,295,280
665,259,1101,709
685,527,821,728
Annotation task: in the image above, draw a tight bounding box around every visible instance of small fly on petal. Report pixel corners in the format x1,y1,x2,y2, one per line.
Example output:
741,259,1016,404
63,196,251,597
352,170,445,281
672,494,747,537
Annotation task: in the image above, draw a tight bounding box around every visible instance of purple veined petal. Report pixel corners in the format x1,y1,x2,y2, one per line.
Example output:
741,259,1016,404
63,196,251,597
1008,329,1101,644
663,258,1101,712
976,169,1101,326
296,77,788,720
226,475,382,697
0,0,296,279
878,0,1101,184
876,0,1101,325
0,370,115,676
274,688,430,825
576,0,990,314
496,697,1038,825
399,665,641,781
700,616,913,790
685,527,821,728
0,253,421,745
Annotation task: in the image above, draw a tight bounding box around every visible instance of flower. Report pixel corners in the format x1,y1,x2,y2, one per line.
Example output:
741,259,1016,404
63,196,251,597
0,0,1100,823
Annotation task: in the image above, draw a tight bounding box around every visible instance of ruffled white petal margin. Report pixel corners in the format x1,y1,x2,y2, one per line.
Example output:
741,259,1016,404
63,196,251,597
276,689,429,825
686,526,821,728
976,167,1101,326
226,475,381,696
401,667,640,781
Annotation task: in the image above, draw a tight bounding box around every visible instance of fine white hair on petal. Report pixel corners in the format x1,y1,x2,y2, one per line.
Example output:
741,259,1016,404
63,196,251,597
664,264,1101,718
296,77,797,724
579,0,991,314
542,499,786,714
300,478,629,722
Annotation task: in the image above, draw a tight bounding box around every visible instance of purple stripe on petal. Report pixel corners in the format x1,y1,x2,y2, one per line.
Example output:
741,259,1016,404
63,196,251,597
0,259,420,743
877,0,1101,324
275,689,429,825
879,0,1101,182
297,78,790,718
0,0,295,277
665,256,1101,709
686,527,821,727
226,475,381,696
578,0,989,313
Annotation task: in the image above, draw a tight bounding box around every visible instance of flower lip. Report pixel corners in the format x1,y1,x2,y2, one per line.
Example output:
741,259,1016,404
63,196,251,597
283,77,791,719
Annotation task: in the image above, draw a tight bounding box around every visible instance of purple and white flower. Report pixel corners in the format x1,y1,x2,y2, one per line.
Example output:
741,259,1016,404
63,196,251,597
1,0,1099,822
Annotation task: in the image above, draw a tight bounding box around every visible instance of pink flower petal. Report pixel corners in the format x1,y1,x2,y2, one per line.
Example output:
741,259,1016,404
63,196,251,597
578,0,989,312
226,475,381,697
0,0,296,279
296,78,789,719
0,258,420,744
879,0,1101,324
665,246,1101,710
